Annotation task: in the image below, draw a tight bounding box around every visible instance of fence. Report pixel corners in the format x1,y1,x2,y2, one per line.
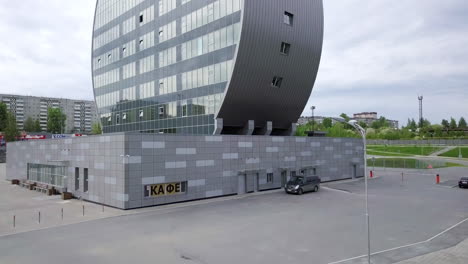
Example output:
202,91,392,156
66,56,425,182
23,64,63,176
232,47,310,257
367,158,457,170
367,139,468,146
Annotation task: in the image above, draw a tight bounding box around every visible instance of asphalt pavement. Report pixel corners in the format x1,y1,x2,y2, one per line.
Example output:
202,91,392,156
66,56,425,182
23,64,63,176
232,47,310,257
1,166,467,264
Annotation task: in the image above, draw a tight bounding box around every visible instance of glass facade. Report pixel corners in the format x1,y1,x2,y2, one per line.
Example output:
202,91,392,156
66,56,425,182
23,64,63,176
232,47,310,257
92,0,244,134
27,164,67,187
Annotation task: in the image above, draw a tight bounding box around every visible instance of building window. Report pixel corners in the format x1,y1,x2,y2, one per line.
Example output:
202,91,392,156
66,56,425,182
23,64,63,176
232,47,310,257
139,39,144,45
123,113,127,120
271,76,283,88
284,12,294,25
313,168,317,176
122,47,127,53
159,106,165,116
267,173,274,183
75,168,80,191
139,109,144,118
291,171,296,177
116,114,120,124
280,42,291,55
139,15,144,23
84,168,89,193
159,30,164,37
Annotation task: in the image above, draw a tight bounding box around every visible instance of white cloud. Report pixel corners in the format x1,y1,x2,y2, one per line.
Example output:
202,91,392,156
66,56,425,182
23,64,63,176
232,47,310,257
0,0,465,126
307,0,468,125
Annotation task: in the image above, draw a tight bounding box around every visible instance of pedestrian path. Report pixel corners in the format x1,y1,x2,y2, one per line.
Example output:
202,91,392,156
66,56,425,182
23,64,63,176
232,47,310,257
430,146,457,156
395,238,468,264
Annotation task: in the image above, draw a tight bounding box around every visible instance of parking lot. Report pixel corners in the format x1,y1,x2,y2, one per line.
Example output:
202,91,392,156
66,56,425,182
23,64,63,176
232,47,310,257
0,165,467,264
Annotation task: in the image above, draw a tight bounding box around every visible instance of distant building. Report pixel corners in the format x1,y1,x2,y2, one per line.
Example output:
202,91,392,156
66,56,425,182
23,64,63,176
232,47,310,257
297,116,328,126
353,112,399,129
0,94,99,134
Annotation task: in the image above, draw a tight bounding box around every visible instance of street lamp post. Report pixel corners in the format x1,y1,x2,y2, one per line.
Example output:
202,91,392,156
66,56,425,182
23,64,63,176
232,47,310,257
333,118,371,264
311,106,316,133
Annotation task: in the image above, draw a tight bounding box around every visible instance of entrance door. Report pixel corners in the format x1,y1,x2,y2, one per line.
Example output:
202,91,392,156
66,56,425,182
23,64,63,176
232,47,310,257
281,171,287,186
253,173,259,192
352,165,357,178
238,175,246,194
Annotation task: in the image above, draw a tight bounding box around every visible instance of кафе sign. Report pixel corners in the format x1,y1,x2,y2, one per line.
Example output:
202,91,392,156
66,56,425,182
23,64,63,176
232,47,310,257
144,182,187,197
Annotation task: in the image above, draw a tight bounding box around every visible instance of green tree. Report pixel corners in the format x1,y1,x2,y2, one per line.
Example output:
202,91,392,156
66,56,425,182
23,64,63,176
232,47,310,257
47,108,67,134
458,117,467,128
34,119,42,132
24,117,35,132
409,119,417,130
0,102,8,131
4,112,19,141
91,122,102,135
371,116,390,129
450,117,457,129
441,119,449,129
358,121,368,129
340,113,350,122
322,118,333,128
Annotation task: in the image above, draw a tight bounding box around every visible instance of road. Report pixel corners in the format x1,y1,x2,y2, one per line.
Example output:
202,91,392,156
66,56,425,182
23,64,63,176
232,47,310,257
1,167,467,264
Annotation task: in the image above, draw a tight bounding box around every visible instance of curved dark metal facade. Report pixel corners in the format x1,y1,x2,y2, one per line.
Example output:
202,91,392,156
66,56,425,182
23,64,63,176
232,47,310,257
91,0,323,135
217,0,324,130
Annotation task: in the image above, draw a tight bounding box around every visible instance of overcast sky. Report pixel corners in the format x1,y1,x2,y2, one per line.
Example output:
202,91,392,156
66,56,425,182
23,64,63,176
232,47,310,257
0,0,467,126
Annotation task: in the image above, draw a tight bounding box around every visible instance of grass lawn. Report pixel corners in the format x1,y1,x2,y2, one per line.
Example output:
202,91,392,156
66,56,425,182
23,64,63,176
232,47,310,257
367,158,466,169
367,145,443,156
438,147,468,158
366,150,413,157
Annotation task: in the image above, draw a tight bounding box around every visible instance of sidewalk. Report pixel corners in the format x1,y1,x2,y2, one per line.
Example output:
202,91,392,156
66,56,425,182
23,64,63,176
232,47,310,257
395,238,468,264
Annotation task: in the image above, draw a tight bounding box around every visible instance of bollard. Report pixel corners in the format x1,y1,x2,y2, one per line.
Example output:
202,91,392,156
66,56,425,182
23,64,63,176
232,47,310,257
436,174,440,184
61,208,64,221
370,171,373,178
82,205,85,216
38,211,41,224
13,215,16,228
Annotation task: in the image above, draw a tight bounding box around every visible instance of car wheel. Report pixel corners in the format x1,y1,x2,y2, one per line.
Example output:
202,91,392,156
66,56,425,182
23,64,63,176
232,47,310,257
313,185,319,192
298,188,303,195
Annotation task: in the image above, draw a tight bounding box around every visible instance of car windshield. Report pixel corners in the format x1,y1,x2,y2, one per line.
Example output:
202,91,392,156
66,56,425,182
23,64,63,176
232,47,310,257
461,177,468,181
288,176,304,185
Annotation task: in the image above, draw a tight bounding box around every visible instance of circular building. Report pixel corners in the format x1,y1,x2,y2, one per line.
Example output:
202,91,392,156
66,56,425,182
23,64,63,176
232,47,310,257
92,0,323,135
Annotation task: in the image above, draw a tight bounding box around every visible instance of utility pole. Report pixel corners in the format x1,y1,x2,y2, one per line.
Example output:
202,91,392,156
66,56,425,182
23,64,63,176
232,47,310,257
418,96,424,128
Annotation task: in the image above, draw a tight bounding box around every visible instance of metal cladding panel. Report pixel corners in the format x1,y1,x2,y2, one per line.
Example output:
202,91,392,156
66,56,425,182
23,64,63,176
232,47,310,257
217,0,324,129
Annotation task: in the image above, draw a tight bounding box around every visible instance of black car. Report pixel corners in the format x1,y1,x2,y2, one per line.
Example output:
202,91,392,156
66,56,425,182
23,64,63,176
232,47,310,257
285,176,321,195
459,177,468,188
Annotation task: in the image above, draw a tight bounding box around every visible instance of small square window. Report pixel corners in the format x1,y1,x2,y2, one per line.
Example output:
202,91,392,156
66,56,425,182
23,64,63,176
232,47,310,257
271,76,283,88
280,42,291,55
159,107,165,116
284,11,294,25
139,15,144,23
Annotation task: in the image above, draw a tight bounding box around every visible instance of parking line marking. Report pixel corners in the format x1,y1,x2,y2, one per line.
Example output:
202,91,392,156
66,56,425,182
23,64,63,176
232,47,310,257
328,216,468,264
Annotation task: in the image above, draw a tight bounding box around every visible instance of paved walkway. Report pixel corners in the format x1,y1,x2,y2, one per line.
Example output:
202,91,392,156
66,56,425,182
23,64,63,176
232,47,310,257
396,238,468,264
430,146,457,156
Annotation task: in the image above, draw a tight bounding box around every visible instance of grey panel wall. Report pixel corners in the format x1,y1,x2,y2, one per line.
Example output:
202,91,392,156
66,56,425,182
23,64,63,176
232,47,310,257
7,133,364,209
6,134,126,208
217,0,324,129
